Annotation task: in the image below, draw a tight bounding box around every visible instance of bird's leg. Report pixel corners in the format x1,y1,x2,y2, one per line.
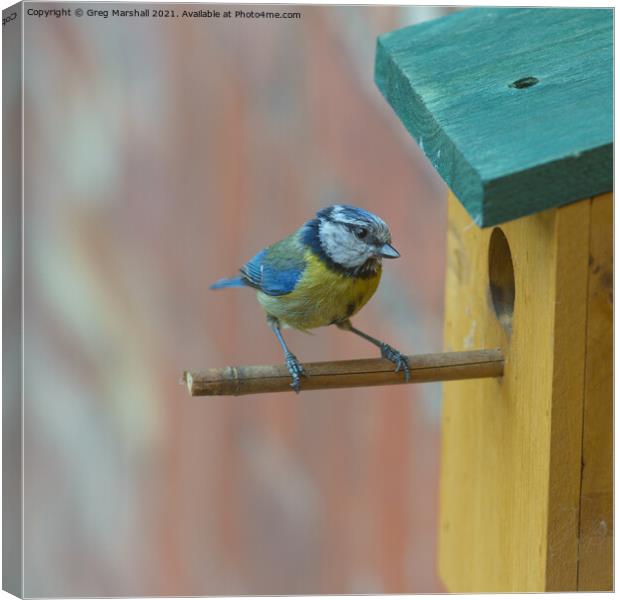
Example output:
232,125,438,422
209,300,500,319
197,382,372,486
336,319,410,382
268,317,306,393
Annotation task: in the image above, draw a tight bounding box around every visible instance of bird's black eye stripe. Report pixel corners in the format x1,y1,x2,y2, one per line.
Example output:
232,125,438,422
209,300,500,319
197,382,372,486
339,221,370,240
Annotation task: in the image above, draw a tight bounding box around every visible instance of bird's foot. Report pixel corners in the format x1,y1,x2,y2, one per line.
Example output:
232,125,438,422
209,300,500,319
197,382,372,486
380,343,410,382
285,352,306,393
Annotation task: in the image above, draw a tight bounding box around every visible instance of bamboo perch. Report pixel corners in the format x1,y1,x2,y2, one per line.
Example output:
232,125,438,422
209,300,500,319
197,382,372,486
183,348,504,396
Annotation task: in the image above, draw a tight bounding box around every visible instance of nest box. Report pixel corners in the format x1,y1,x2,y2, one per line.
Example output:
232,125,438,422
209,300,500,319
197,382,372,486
375,7,612,592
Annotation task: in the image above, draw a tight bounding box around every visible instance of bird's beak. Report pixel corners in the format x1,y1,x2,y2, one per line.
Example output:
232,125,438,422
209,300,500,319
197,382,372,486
378,243,400,259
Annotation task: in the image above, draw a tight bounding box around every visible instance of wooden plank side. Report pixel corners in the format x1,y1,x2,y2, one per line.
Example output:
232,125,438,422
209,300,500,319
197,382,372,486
375,8,612,226
577,193,613,591
545,199,590,590
439,193,590,591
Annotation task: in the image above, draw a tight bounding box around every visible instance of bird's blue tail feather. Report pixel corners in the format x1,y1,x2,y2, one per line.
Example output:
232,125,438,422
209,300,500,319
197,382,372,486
210,276,246,290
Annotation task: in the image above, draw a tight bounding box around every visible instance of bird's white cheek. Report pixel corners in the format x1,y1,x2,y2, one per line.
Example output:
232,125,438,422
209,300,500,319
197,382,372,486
328,241,369,267
319,222,370,268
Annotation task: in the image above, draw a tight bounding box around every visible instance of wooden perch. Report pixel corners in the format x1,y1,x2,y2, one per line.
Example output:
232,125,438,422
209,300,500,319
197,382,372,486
183,348,504,396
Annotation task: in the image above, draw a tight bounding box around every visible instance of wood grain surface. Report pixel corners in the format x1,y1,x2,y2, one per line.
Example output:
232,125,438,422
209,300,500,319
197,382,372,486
375,8,612,226
438,193,611,591
577,193,613,590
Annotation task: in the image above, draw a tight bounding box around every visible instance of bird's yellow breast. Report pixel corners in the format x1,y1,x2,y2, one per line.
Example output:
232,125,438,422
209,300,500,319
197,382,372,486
257,250,382,330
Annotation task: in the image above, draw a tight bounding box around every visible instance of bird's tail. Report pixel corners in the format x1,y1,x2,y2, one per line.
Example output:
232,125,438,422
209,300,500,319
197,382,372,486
210,276,246,290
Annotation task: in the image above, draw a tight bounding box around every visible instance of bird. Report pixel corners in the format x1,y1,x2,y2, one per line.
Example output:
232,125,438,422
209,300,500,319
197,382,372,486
210,204,409,392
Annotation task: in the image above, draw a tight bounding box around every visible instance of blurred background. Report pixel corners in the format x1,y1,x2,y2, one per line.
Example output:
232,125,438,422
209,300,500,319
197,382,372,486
18,3,453,595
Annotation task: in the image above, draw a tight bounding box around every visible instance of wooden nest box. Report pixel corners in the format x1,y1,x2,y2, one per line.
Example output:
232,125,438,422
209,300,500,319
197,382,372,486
375,7,612,592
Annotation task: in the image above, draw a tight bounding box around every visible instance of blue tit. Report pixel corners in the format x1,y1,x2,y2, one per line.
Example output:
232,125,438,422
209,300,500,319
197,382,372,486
210,204,409,392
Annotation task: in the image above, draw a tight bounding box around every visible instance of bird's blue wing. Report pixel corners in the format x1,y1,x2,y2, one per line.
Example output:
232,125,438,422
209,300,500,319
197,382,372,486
240,234,305,296
238,249,266,289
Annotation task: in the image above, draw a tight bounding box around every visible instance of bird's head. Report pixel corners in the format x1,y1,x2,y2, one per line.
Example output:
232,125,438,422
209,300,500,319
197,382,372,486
307,204,399,274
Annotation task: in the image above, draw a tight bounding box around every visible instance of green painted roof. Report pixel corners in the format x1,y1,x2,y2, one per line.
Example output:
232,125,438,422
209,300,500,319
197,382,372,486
375,8,612,227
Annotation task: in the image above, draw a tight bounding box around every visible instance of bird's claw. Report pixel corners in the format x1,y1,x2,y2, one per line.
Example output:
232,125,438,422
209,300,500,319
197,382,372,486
380,343,410,382
285,352,306,393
